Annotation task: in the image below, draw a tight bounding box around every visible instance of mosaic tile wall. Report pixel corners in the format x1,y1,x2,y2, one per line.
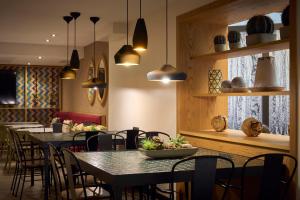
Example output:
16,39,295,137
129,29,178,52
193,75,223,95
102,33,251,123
0,65,61,124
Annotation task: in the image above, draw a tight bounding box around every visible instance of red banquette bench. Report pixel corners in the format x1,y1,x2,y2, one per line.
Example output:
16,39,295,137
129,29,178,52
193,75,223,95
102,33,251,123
55,112,106,125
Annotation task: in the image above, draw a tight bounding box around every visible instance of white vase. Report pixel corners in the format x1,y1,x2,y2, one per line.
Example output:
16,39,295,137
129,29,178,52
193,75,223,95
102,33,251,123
254,56,280,88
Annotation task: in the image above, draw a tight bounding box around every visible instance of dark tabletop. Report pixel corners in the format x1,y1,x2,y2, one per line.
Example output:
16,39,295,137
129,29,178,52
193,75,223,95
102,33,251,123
74,149,263,187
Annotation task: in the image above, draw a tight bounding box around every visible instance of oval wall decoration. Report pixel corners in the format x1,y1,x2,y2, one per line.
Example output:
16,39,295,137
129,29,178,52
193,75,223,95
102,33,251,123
87,60,96,105
96,56,108,106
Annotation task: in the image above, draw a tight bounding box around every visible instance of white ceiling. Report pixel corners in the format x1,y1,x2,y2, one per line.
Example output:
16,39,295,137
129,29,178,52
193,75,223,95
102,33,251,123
0,0,207,65
0,0,178,46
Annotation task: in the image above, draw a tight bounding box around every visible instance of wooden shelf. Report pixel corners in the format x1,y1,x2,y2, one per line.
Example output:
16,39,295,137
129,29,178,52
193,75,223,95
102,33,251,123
180,129,289,151
191,39,289,60
194,90,290,97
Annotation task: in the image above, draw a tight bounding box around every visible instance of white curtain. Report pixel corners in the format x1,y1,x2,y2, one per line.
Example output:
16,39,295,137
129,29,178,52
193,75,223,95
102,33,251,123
228,31,289,135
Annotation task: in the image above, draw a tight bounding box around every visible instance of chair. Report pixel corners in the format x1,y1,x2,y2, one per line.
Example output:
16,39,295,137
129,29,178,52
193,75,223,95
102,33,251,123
49,144,69,200
62,148,111,200
71,131,106,152
240,153,297,200
10,129,44,199
169,155,235,200
86,133,126,151
135,131,171,149
115,129,146,150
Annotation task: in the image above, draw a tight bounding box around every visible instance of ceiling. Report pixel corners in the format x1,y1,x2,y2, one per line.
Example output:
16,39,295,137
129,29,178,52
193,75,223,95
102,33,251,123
0,0,179,46
0,0,207,65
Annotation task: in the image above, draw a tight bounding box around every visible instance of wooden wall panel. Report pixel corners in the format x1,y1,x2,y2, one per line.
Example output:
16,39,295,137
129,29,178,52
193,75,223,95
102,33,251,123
177,20,228,132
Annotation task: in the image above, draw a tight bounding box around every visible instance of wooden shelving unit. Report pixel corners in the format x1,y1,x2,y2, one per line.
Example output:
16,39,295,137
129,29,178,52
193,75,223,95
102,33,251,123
180,130,289,151
194,90,290,97
191,39,289,60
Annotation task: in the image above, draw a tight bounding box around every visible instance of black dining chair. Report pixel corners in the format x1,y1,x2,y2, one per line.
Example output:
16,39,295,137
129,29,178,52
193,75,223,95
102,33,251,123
71,131,107,152
62,148,112,200
239,153,297,200
135,131,171,149
10,129,45,199
169,155,235,200
115,129,146,150
86,133,126,151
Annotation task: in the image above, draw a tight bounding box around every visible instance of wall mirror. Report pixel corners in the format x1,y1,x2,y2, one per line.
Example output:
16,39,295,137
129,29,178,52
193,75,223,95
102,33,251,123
96,56,108,106
87,60,96,105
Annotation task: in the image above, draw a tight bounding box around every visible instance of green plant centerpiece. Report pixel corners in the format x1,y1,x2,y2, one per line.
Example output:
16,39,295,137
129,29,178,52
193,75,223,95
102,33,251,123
139,135,197,159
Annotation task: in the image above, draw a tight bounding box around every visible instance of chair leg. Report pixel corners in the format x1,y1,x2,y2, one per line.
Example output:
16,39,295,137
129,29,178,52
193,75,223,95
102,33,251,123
12,165,20,195
14,168,23,197
10,162,18,191
19,168,27,200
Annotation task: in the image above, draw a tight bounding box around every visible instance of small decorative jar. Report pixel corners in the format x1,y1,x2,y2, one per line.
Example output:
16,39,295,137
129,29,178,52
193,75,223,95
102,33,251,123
208,69,222,94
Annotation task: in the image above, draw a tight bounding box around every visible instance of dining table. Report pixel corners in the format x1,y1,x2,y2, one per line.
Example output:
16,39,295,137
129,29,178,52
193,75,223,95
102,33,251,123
27,132,86,200
73,149,263,200
16,127,53,133
6,123,44,129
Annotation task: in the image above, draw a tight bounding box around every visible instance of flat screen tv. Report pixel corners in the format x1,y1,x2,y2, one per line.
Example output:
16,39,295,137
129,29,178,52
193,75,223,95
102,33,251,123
0,70,17,105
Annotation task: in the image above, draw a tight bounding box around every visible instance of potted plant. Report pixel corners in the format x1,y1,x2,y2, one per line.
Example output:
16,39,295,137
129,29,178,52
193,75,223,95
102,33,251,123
280,5,289,39
246,15,275,45
214,35,227,52
227,31,241,49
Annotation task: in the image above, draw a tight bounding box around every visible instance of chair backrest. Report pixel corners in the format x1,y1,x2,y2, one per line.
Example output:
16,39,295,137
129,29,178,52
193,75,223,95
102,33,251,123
49,144,68,200
135,131,171,148
170,155,235,200
62,148,88,200
10,129,27,165
86,133,125,151
72,131,106,151
241,153,297,200
115,129,146,149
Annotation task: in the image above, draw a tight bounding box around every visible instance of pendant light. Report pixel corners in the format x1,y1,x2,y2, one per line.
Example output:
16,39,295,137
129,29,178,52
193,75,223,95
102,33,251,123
114,0,140,66
82,17,107,89
60,16,76,80
147,0,187,83
70,12,81,70
133,0,148,52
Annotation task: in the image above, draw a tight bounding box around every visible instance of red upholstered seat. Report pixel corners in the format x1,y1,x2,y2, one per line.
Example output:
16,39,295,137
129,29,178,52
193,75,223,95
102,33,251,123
55,112,106,125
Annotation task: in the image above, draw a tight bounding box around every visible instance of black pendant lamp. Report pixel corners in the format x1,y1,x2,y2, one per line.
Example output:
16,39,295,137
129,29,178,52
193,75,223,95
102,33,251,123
114,0,140,66
133,0,148,52
82,17,107,89
60,16,76,80
147,0,186,83
70,12,80,70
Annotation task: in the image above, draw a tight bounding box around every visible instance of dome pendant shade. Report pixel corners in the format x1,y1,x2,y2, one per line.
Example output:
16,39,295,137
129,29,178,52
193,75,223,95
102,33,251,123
82,78,107,88
133,18,148,52
70,49,80,70
60,65,76,79
114,45,140,66
147,64,187,82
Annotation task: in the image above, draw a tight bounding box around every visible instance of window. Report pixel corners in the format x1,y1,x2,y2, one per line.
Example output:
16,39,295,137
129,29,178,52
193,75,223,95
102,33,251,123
228,14,289,135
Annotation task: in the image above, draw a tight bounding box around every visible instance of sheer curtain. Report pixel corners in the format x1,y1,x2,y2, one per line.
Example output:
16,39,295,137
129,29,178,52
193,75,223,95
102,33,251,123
228,31,289,135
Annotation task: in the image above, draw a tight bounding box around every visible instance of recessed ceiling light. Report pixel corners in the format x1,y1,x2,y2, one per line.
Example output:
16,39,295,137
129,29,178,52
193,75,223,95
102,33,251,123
38,56,42,60
27,62,31,65
46,39,50,43
51,33,56,37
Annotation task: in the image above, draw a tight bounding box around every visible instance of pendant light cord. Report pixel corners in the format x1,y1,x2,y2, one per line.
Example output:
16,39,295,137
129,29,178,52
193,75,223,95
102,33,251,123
140,0,142,18
126,0,129,45
67,21,69,64
74,19,77,49
166,0,168,64
94,22,96,71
